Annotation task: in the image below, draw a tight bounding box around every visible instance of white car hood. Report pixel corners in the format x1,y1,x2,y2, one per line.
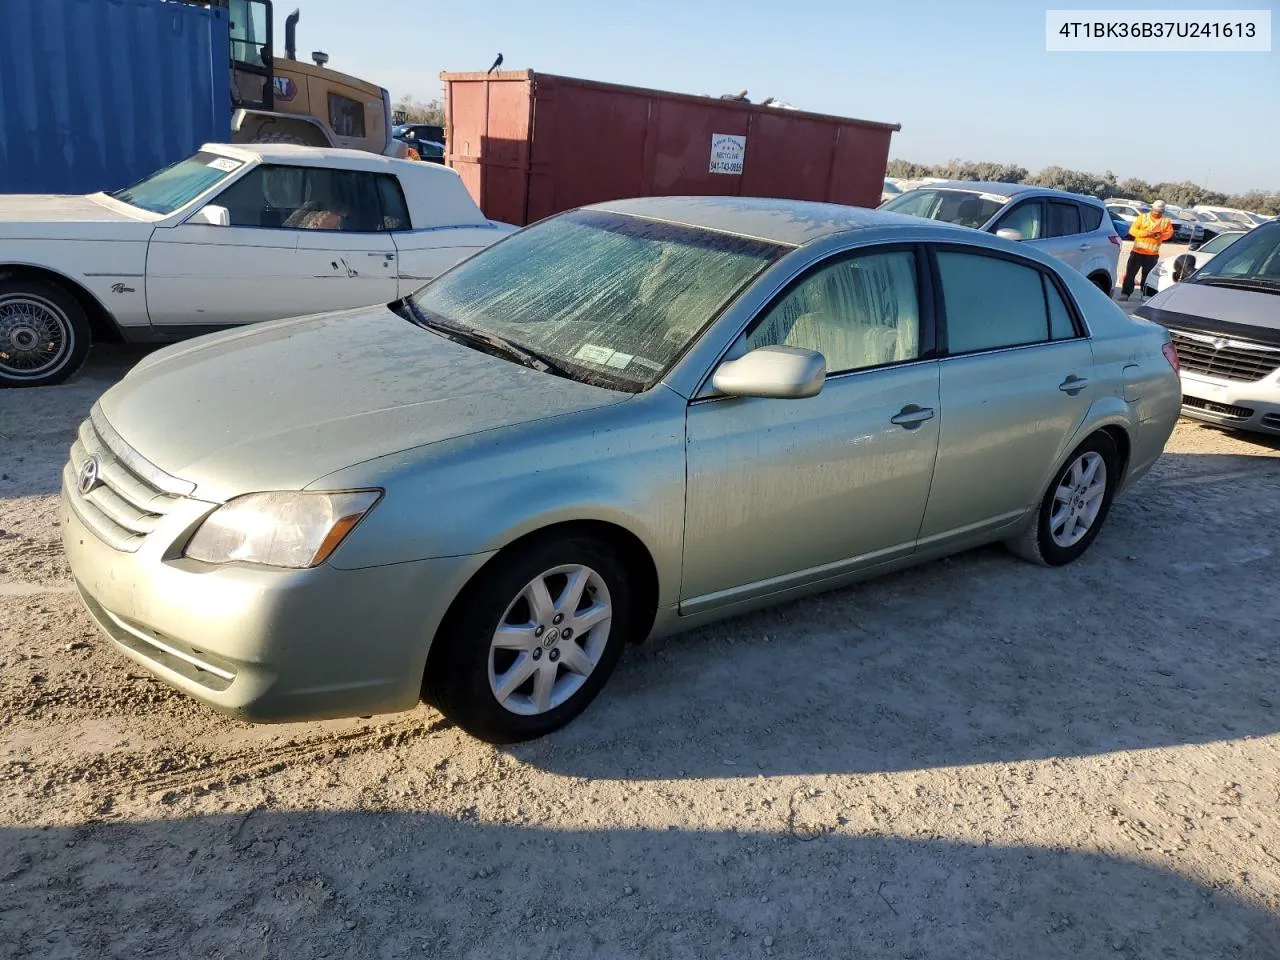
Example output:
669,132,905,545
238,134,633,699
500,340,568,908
0,193,156,240
0,193,147,223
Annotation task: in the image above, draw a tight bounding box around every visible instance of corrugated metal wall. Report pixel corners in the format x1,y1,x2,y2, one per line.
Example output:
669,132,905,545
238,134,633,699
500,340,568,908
0,0,230,195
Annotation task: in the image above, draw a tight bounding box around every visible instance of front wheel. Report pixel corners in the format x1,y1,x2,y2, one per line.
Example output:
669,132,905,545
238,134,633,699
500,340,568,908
0,279,91,388
1006,433,1119,566
424,534,633,742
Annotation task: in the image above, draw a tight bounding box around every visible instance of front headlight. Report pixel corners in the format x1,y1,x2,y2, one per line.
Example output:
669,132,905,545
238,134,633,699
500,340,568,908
184,490,381,569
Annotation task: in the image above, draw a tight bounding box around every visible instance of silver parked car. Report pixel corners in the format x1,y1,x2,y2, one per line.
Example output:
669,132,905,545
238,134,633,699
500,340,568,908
1138,220,1280,436
61,197,1182,742
881,181,1121,293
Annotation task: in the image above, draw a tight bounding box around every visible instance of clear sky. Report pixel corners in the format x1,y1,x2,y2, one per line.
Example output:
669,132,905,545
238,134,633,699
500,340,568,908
281,0,1279,193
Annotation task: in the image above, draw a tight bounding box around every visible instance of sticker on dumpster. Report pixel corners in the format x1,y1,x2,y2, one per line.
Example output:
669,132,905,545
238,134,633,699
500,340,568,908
710,134,746,175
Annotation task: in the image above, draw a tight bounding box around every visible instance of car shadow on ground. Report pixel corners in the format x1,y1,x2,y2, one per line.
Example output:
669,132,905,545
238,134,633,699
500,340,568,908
517,450,1280,781
2,812,1276,959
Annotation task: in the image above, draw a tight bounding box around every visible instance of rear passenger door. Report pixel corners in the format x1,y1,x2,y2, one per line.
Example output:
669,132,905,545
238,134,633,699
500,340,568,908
917,247,1095,547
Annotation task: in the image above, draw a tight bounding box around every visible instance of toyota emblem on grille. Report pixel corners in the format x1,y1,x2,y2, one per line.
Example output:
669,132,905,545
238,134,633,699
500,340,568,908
77,456,101,495
1211,337,1229,351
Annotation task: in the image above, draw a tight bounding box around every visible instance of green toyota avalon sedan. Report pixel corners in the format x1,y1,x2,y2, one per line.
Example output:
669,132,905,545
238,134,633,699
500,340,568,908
61,197,1183,742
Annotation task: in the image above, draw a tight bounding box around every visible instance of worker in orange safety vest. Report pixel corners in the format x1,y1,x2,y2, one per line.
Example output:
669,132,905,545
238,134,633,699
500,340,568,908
1119,199,1175,299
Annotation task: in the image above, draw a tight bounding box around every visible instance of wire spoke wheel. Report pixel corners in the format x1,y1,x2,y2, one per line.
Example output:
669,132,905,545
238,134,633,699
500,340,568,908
0,294,73,379
487,563,613,716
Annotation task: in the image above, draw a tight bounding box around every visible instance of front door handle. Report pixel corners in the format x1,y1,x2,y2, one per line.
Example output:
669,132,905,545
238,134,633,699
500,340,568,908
1059,375,1090,395
890,404,936,429
368,252,396,260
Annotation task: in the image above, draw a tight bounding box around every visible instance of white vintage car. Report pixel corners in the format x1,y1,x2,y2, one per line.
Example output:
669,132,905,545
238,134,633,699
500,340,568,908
0,144,516,387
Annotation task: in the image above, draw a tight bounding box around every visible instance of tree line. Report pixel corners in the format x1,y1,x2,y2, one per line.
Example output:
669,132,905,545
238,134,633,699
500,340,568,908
885,159,1279,216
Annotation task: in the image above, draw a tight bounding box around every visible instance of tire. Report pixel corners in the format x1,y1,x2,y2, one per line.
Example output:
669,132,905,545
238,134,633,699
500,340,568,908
1089,273,1112,295
0,278,91,388
424,534,633,743
251,132,311,146
1006,433,1119,567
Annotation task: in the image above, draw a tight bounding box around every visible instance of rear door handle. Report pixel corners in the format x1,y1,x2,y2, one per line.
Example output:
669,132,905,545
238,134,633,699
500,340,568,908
890,404,936,429
368,252,396,260
1059,375,1090,395
1078,243,1092,251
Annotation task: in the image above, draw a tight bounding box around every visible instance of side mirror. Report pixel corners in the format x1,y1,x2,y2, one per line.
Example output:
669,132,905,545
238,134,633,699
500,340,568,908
193,204,230,227
711,345,825,399
995,228,1024,242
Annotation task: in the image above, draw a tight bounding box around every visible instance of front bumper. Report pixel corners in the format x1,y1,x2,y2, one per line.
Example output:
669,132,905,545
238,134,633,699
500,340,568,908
61,475,491,722
1178,372,1280,436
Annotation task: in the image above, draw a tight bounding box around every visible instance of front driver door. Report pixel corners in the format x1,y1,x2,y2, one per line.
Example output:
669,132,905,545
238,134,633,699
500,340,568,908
682,246,942,614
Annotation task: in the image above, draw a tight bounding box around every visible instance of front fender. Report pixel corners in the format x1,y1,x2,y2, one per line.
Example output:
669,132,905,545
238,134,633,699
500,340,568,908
318,392,689,609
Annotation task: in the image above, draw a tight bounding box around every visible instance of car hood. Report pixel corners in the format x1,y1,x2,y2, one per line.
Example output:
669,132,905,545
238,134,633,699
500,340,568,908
98,306,630,501
0,193,156,240
1138,280,1280,346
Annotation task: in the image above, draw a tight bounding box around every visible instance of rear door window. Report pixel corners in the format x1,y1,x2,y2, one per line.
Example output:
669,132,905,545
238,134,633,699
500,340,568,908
1047,201,1083,237
936,250,1051,353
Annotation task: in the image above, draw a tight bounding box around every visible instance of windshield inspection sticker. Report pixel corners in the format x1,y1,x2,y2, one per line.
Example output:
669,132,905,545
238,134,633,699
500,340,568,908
574,344,617,365
605,351,634,370
206,157,242,172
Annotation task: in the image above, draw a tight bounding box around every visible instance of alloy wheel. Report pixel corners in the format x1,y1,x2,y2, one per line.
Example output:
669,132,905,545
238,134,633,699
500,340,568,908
487,563,613,716
1049,451,1108,548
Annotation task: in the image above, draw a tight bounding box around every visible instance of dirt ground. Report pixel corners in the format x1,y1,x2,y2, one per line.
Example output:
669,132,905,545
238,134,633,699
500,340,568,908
2,342,1279,960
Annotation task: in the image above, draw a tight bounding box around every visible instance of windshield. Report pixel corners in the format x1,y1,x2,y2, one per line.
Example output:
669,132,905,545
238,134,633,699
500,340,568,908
1197,231,1246,254
879,188,1008,229
408,210,786,390
109,151,244,214
1192,223,1280,283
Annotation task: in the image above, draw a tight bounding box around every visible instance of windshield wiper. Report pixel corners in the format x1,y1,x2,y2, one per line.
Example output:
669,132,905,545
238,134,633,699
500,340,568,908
1195,276,1280,294
397,299,577,378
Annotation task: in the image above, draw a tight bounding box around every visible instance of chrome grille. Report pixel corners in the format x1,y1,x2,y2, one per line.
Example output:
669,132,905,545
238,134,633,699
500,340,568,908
64,405,194,552
1169,329,1280,383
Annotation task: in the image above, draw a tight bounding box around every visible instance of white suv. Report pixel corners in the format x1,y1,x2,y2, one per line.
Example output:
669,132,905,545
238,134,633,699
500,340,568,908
881,182,1121,293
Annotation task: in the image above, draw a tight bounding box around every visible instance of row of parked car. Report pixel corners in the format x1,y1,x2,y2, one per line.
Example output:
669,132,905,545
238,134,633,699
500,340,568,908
2,146,1275,743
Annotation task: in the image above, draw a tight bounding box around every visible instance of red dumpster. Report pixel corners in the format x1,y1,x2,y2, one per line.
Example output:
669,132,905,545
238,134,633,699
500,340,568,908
441,70,900,226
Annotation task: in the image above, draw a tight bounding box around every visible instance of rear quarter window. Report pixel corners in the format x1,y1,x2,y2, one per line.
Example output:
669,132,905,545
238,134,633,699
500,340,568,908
1081,204,1104,231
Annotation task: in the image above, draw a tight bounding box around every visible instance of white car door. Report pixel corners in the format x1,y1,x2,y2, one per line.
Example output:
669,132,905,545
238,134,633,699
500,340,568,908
287,167,398,309
146,163,396,328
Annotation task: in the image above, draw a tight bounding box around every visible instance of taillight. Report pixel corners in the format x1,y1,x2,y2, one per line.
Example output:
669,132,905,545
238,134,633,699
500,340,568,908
1162,341,1180,374
1109,235,1122,246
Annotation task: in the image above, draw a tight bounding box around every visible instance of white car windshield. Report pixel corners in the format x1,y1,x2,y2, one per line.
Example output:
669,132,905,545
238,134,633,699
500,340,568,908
109,151,245,214
879,188,1007,229
1192,223,1280,286
1197,231,1246,255
408,210,786,391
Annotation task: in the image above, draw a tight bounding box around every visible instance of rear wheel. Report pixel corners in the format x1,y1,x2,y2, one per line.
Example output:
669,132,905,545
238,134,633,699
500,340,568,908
1006,433,1119,566
0,278,91,388
424,534,633,742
